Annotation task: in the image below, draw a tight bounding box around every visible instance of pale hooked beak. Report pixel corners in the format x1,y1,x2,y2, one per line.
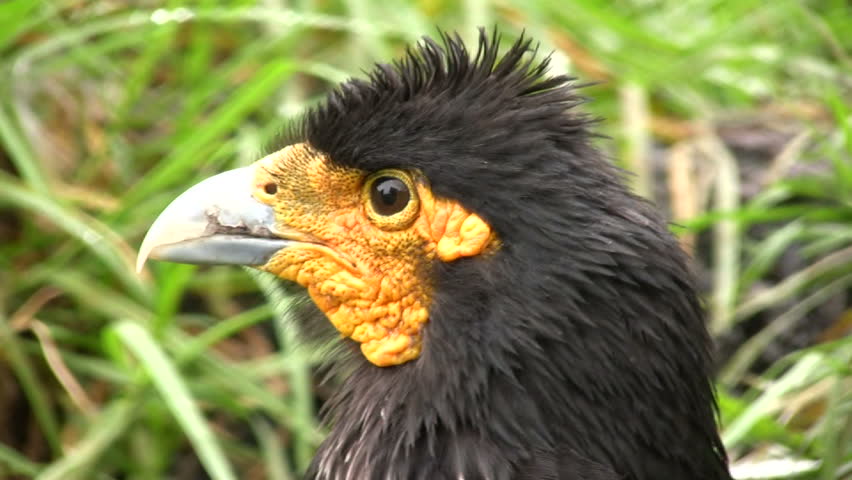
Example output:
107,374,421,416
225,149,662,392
136,166,291,272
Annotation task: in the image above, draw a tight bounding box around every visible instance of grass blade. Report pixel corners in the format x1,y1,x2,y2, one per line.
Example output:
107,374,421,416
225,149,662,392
36,399,137,480
112,320,238,480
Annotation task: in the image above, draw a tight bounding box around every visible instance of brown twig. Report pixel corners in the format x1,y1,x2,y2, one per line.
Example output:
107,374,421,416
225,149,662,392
10,287,97,417
30,319,98,417
9,287,62,331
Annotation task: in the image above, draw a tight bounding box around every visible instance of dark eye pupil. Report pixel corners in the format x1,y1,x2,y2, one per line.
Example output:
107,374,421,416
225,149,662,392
371,177,410,216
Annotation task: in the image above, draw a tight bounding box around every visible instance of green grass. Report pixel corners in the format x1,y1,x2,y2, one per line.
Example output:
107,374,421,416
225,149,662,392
0,0,850,479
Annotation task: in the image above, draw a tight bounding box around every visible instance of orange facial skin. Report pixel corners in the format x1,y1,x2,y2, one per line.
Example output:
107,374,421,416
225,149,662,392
252,143,496,366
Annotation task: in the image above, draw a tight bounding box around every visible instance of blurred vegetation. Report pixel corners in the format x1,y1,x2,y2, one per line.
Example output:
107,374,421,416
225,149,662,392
0,0,850,479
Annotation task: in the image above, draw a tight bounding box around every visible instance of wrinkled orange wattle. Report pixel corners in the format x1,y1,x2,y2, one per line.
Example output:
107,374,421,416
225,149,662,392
251,144,496,366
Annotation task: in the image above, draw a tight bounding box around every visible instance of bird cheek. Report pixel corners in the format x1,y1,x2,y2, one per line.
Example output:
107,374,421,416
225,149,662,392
328,209,361,232
435,212,493,261
415,190,497,262
260,248,324,284
260,237,431,367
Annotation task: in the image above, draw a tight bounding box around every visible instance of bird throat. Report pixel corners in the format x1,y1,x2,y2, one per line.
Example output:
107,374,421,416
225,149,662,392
258,170,497,366
262,206,496,366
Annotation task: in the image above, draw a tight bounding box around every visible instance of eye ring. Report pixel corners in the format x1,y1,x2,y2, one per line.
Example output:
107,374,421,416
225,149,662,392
362,169,420,230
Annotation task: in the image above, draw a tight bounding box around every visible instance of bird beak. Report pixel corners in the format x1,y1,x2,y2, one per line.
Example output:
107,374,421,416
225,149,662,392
136,165,292,272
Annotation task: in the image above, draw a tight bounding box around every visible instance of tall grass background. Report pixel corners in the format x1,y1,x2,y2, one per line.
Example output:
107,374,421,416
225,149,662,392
0,1,850,479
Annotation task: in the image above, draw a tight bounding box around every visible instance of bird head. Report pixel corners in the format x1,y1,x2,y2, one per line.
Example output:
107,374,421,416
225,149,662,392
137,30,584,369
140,140,497,366
138,30,730,480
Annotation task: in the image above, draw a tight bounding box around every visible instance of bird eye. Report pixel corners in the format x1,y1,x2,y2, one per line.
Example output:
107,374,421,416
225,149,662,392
371,177,410,216
363,170,419,230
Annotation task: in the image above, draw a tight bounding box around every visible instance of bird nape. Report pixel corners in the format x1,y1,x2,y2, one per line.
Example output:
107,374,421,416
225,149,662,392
138,29,732,480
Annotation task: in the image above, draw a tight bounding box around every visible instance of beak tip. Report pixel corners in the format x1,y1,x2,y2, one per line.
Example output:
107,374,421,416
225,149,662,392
136,244,152,274
135,255,146,274
136,231,161,274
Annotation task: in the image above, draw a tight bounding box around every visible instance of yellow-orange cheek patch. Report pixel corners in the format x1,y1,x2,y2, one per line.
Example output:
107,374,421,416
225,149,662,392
435,211,492,261
262,247,428,367
255,148,498,367
418,186,495,262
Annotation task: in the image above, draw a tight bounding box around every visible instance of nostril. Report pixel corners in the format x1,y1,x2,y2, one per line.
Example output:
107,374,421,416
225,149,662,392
264,183,278,195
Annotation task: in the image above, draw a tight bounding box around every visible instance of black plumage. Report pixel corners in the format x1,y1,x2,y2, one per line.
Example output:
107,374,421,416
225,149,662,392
291,30,732,480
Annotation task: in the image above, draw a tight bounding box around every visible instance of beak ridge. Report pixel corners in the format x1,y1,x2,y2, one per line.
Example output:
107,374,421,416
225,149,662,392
136,166,290,272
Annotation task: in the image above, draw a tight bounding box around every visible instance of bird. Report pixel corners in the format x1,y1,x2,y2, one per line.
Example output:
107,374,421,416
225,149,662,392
137,29,733,480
